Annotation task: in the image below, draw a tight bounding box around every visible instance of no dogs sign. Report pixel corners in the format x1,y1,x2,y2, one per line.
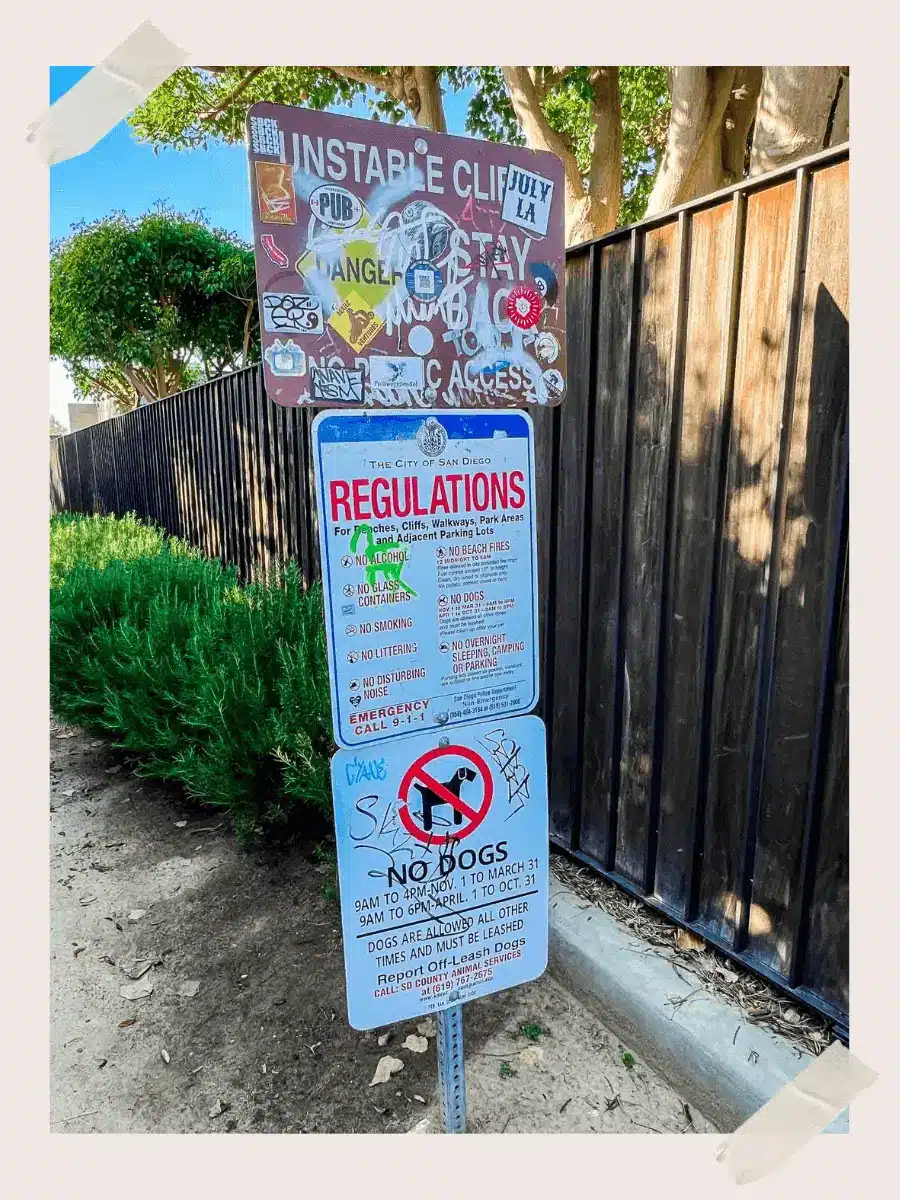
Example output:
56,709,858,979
330,716,548,1029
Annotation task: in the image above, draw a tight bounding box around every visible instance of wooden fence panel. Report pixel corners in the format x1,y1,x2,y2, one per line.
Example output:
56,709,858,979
48,145,850,1032
579,236,634,866
546,244,596,844
615,218,682,887
800,550,849,1020
697,176,800,944
748,161,850,975
654,200,737,916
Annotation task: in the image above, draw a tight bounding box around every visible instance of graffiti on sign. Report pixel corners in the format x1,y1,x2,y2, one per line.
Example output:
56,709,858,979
331,716,549,1028
313,410,539,749
246,103,567,409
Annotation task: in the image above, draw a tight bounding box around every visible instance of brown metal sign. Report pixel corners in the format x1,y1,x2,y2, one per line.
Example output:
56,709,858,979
246,103,567,409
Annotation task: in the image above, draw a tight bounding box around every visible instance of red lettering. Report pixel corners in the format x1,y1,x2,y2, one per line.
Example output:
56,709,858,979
445,474,464,512
330,470,528,520
431,476,451,514
371,478,391,519
509,470,526,508
393,476,412,517
330,480,351,521
489,472,508,509
472,472,490,511
352,479,371,519
412,477,429,516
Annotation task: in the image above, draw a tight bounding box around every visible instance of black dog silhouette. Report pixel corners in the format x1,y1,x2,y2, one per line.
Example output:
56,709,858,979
414,766,477,832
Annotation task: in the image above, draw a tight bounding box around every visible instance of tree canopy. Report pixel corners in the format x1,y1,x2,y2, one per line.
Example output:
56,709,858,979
50,208,259,411
130,66,848,245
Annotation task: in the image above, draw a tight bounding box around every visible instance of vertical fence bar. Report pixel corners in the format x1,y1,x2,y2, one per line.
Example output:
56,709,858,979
606,226,643,872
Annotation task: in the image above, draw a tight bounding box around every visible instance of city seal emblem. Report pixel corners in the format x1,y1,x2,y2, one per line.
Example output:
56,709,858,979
416,416,447,458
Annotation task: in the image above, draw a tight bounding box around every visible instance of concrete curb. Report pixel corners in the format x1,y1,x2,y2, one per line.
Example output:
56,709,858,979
547,874,847,1133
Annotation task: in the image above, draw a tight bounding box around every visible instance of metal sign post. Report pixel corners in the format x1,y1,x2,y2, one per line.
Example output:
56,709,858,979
436,1003,467,1132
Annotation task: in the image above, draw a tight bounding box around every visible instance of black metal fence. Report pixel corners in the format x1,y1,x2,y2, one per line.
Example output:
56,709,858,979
50,144,849,1035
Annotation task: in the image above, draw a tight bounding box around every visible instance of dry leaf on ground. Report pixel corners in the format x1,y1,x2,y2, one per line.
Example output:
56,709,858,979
518,1045,544,1067
119,981,153,1001
675,928,706,952
369,1056,404,1086
402,1034,428,1054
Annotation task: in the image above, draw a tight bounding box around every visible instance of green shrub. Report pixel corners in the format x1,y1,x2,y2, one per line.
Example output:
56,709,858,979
50,513,333,841
49,511,193,587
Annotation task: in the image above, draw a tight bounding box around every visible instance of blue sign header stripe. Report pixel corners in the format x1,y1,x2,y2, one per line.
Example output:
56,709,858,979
314,410,531,444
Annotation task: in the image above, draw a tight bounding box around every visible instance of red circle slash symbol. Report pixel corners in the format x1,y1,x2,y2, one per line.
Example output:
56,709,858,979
398,745,493,845
505,284,543,330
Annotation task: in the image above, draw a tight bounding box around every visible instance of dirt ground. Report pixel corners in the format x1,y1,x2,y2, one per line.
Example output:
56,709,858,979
50,718,715,1135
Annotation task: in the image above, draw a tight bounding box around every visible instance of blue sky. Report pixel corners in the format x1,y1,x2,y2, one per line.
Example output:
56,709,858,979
50,67,475,245
49,67,476,426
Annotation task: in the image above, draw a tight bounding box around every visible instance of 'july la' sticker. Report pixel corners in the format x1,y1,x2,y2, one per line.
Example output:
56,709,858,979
501,165,555,237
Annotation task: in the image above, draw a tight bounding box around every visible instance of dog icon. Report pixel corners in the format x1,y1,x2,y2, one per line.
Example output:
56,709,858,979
413,766,477,832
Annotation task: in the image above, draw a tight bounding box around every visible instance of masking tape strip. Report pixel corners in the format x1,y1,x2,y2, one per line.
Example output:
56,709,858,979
716,1041,877,1185
27,21,187,165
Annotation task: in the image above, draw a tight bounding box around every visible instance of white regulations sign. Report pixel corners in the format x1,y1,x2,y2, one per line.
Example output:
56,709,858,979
330,715,549,1029
312,409,539,749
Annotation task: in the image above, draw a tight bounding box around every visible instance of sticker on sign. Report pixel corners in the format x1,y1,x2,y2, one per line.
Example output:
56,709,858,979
312,409,539,749
245,103,567,408
331,715,548,1029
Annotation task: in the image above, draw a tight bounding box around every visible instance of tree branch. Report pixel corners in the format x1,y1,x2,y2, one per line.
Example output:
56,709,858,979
199,67,266,120
241,301,254,363
80,371,131,405
411,67,446,132
329,66,406,100
584,67,622,233
501,67,582,195
535,67,573,99
646,67,737,215
503,65,621,244
122,365,157,403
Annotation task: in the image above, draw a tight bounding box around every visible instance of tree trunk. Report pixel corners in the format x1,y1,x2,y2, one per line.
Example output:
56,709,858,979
575,67,622,245
411,67,447,133
502,66,621,245
645,67,750,215
722,67,763,183
749,67,847,176
122,365,157,404
829,71,849,145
